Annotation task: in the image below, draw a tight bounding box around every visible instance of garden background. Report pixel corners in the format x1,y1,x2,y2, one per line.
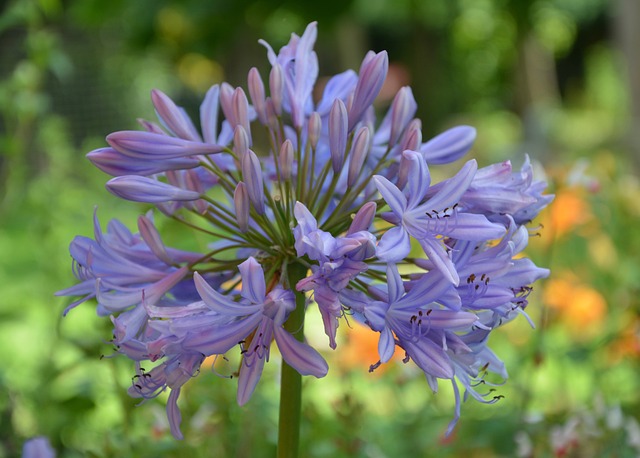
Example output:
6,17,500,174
1,0,639,456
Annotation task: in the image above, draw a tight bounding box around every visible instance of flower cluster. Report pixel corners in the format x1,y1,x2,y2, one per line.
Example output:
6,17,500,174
58,22,552,439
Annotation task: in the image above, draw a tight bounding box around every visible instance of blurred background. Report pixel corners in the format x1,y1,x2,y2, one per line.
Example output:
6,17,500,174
1,0,639,456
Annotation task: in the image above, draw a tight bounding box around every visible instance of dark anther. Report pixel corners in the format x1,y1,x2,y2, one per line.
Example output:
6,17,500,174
426,309,432,316
135,384,142,390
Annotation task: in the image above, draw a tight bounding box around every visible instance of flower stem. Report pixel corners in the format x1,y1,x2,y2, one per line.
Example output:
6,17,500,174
278,262,308,458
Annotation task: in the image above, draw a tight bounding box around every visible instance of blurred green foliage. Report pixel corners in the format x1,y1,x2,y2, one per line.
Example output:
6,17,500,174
1,0,639,456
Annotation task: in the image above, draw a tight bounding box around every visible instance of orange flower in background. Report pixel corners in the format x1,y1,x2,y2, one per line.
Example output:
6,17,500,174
333,321,402,375
543,274,607,337
607,319,640,363
547,189,593,240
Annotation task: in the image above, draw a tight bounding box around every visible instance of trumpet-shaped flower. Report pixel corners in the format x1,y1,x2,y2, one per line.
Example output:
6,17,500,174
59,22,552,441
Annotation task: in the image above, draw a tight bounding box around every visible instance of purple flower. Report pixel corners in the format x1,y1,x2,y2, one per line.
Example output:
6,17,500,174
61,21,552,439
128,352,205,440
183,257,328,404
374,150,506,284
294,202,376,348
22,437,56,458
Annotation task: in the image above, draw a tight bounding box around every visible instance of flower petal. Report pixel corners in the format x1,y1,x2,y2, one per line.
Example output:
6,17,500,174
373,175,407,215
378,326,396,363
238,257,266,304
274,326,328,377
419,237,459,285
376,226,411,263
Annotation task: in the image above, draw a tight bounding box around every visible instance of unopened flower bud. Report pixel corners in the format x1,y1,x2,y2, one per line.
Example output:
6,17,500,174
348,201,377,234
400,119,422,152
151,89,201,141
106,176,201,203
269,64,283,116
232,87,251,145
329,98,348,174
242,149,265,215
234,182,250,232
279,139,294,180
389,87,417,146
233,125,250,158
218,82,236,127
308,112,321,150
265,98,279,132
248,67,267,125
348,126,370,187
138,214,173,265
348,51,388,131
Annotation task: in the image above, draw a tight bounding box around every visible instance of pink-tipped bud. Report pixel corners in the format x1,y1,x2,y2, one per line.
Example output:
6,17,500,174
265,98,280,132
400,119,422,152
151,89,201,141
234,182,250,232
307,112,321,150
348,201,377,235
138,214,173,265
329,98,348,174
279,139,294,180
248,67,267,125
348,126,371,187
232,87,251,145
183,169,208,214
233,125,250,158
269,64,283,115
241,149,265,215
106,176,200,203
137,118,165,134
348,51,388,131
389,87,417,146
218,82,236,127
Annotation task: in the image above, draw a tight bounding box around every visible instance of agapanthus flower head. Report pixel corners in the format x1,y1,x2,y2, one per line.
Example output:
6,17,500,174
59,22,552,439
